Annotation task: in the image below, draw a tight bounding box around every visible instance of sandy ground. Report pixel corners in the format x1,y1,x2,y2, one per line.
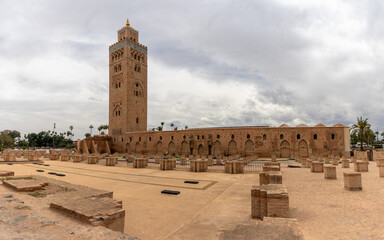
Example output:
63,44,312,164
1,159,383,240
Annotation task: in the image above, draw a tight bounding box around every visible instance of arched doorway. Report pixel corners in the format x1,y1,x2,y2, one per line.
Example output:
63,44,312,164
298,140,309,157
244,140,255,156
280,140,290,158
228,140,238,155
125,143,131,153
155,141,163,155
198,144,205,157
135,142,141,154
181,141,189,156
168,141,176,156
214,141,222,157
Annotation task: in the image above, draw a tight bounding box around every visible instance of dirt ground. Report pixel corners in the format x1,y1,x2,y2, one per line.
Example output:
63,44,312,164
1,159,383,240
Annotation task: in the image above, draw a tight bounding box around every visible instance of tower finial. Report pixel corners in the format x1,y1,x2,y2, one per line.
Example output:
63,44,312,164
126,19,130,26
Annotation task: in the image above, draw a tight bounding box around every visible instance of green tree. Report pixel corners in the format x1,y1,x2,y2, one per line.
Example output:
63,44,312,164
351,117,371,151
98,125,103,134
185,126,188,130
85,133,91,138
89,125,94,135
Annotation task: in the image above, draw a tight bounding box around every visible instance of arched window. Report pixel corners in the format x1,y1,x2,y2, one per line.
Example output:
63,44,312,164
247,134,250,139
297,134,301,140
202,135,205,139
136,117,139,124
197,135,200,140
121,138,123,142
160,136,162,140
114,66,117,72
119,65,121,71
263,134,266,141
118,83,121,88
231,134,235,139
217,135,220,139
135,91,138,96
115,84,118,88
331,133,335,140
149,137,152,142
138,56,141,61
134,54,137,59
171,136,174,140
183,135,186,140
139,137,141,142
314,134,317,140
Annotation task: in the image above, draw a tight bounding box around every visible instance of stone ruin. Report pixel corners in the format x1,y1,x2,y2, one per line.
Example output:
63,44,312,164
1,175,125,232
343,172,362,191
251,184,289,219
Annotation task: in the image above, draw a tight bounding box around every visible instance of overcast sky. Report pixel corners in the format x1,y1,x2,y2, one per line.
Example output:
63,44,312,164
1,0,384,139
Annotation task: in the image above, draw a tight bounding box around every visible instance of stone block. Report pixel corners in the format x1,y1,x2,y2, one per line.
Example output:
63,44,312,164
225,161,244,174
73,155,83,163
28,154,40,161
87,156,99,164
259,171,282,185
160,159,175,170
133,158,147,168
343,172,362,191
376,158,384,167
179,158,187,165
311,161,324,173
354,160,368,172
50,153,59,160
306,159,312,168
379,166,384,177
190,160,208,172
332,158,339,166
4,154,16,161
263,162,281,171
351,156,357,163
251,184,289,219
271,153,277,162
207,158,214,166
106,157,117,166
341,159,350,168
324,165,337,179
60,154,70,161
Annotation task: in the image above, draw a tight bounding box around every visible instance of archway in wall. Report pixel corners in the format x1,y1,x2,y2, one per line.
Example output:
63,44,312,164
135,142,141,154
298,140,309,157
244,140,255,156
280,140,290,158
213,141,222,157
125,143,131,153
155,141,163,155
181,141,189,156
198,144,205,157
168,141,176,156
228,140,238,155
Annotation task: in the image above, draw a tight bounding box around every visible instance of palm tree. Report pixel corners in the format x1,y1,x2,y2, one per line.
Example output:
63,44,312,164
89,125,94,135
170,123,174,130
85,133,91,138
185,126,188,130
375,131,379,143
69,126,74,140
351,117,371,151
98,125,103,134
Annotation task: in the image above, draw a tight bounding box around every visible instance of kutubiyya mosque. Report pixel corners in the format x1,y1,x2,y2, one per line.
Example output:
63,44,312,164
78,20,351,159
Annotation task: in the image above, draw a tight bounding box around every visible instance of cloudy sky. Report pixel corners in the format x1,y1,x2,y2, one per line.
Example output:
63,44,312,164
1,0,384,139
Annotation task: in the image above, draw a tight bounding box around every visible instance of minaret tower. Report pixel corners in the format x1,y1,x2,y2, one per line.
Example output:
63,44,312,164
109,19,148,141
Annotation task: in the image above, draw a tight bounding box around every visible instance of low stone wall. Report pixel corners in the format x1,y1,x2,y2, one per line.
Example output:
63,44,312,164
251,184,289,219
60,154,70,161
343,172,362,191
4,154,16,161
50,153,59,160
28,154,40,161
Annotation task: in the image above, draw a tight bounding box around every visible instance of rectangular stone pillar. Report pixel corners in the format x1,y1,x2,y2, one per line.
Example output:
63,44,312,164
160,159,175,170
28,154,40,161
251,184,289,219
259,171,282,185
133,158,147,168
341,159,350,168
225,161,244,174
61,154,70,161
50,153,59,160
332,157,339,166
190,160,208,172
354,160,368,172
311,161,324,173
87,156,99,164
324,165,337,179
306,159,312,168
344,172,362,191
73,155,83,163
